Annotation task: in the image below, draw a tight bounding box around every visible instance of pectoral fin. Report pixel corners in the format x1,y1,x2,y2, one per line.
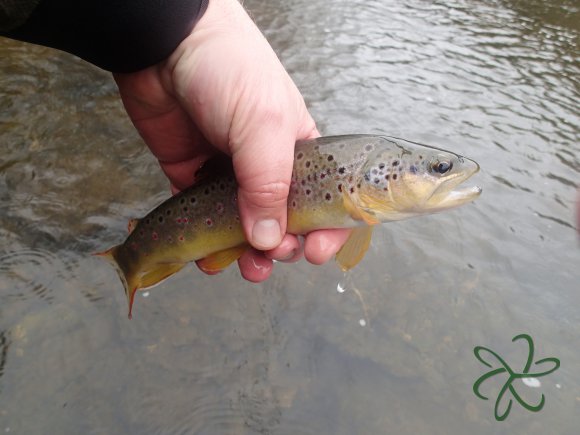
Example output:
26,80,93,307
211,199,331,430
335,226,374,271
196,244,249,274
342,190,380,225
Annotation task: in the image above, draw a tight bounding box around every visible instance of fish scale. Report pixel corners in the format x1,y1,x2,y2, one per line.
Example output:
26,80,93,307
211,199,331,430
97,135,481,317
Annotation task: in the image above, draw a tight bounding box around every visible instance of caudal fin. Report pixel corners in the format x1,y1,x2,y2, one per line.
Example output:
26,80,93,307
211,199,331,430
94,245,139,319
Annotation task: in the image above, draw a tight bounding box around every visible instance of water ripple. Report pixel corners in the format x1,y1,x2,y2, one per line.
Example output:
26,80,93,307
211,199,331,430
0,249,75,303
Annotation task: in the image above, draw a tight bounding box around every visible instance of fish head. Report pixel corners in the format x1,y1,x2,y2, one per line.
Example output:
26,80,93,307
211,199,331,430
356,137,481,221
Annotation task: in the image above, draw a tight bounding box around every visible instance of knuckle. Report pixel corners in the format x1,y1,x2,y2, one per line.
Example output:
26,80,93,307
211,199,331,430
244,180,290,208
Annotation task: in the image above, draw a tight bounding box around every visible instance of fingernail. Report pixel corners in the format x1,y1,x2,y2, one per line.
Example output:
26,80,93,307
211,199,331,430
252,219,282,250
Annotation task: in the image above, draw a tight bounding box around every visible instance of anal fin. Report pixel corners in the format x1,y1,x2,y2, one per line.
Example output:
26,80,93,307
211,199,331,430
196,244,249,274
139,262,186,289
335,226,374,271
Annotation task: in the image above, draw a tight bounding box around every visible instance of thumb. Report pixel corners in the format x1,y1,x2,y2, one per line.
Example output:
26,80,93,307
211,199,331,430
232,126,296,251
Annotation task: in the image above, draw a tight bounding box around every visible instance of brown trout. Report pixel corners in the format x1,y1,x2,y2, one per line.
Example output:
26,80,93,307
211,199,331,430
98,135,481,317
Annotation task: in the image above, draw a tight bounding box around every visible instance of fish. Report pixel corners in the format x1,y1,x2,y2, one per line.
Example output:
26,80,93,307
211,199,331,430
97,135,481,317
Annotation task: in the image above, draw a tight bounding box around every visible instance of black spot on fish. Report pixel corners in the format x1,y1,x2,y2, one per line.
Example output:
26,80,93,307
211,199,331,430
338,167,346,174
180,198,185,205
374,178,380,184
158,216,164,223
365,144,373,151
350,187,355,194
338,183,343,192
183,206,188,213
393,173,398,180
166,209,172,215
379,163,385,170
393,160,399,167
419,155,423,160
301,179,306,186
219,183,226,191
305,161,311,168
410,165,418,174
145,218,151,225
327,155,334,162
204,188,210,195
385,174,390,180
325,193,332,201
306,189,312,196
320,173,326,179
297,152,304,160
190,197,196,204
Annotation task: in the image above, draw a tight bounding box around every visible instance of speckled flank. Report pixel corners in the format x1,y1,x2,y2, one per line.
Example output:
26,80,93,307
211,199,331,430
289,136,400,232
120,169,245,268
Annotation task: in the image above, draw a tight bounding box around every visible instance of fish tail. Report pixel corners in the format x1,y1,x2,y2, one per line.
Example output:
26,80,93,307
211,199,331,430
94,245,139,319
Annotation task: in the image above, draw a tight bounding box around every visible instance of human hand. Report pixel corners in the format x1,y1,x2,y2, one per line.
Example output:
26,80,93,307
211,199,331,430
113,0,351,281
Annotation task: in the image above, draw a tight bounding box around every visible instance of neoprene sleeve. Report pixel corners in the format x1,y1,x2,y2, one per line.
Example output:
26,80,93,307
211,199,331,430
0,0,209,72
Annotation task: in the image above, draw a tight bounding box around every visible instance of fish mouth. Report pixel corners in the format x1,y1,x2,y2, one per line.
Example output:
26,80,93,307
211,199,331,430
426,158,482,210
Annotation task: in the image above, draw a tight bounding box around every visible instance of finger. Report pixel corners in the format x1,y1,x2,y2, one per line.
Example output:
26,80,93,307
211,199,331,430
237,248,274,282
304,229,352,265
232,126,296,251
265,234,303,263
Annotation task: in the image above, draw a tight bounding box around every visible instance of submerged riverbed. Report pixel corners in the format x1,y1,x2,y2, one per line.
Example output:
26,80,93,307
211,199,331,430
1,0,578,433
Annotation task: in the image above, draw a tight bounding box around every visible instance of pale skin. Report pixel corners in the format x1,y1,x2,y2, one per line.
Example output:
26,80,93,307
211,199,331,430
113,0,351,282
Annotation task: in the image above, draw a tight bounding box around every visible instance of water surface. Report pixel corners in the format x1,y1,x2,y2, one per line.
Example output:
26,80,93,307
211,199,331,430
0,0,578,433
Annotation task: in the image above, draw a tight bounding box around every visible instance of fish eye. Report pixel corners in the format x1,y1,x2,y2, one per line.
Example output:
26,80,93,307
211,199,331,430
431,160,453,175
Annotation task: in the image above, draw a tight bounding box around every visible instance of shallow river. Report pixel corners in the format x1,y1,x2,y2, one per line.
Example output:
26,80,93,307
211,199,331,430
1,0,579,433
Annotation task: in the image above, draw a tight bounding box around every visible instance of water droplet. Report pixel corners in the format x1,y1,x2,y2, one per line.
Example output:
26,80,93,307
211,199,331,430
359,319,366,327
337,282,345,293
142,291,150,298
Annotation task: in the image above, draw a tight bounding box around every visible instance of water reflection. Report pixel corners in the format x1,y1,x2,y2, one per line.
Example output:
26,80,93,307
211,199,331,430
0,0,579,433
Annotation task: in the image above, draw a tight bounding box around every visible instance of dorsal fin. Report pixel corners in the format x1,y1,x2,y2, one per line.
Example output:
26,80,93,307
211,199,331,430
194,153,234,183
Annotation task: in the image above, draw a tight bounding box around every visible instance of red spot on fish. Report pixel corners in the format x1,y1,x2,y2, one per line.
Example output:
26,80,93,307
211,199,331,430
176,218,182,224
206,218,213,227
152,232,158,241
179,235,185,242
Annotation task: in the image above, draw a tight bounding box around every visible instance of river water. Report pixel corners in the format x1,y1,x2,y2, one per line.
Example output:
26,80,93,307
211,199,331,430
0,0,578,433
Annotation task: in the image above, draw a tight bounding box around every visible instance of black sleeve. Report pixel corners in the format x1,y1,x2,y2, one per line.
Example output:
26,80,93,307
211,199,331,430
0,0,209,73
